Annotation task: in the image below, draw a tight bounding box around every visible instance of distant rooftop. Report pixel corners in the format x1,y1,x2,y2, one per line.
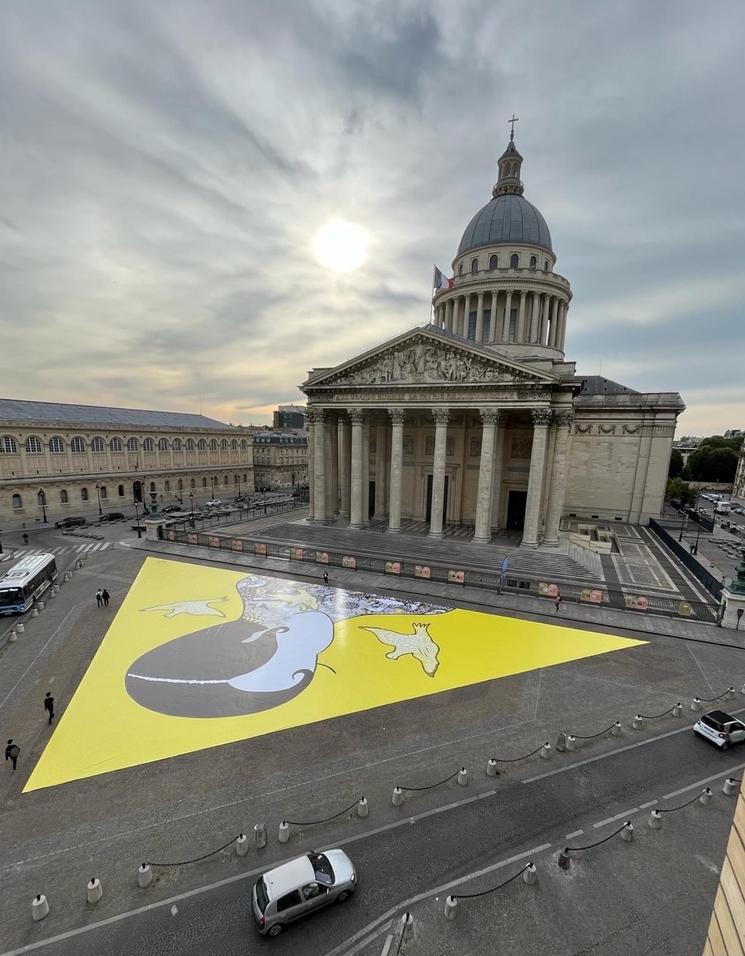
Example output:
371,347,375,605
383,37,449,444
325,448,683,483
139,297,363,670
0,398,230,431
574,376,639,396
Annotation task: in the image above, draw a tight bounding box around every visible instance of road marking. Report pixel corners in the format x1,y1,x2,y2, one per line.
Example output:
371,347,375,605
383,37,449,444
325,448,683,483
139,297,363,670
662,762,745,800
593,809,638,829
566,829,584,840
639,799,658,809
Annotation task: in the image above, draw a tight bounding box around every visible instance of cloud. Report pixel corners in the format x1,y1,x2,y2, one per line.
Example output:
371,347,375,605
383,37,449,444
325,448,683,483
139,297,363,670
0,0,743,435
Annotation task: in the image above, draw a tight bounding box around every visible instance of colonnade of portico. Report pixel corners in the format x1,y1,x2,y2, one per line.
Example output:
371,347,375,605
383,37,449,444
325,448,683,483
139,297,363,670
306,406,574,547
432,289,568,350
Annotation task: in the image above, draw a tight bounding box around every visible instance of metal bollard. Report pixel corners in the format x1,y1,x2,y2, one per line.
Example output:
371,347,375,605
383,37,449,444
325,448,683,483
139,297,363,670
357,797,369,818
444,895,458,920
235,833,248,857
557,848,571,870
621,822,634,843
523,863,537,884
632,715,644,730
648,810,663,829
672,703,682,717
32,894,49,921
691,697,701,711
87,877,103,904
138,864,152,888
254,823,267,848
392,786,404,807
486,758,498,777
540,742,551,760
700,787,713,806
457,767,468,787
611,721,622,736
566,735,576,752
278,821,289,844
723,778,739,796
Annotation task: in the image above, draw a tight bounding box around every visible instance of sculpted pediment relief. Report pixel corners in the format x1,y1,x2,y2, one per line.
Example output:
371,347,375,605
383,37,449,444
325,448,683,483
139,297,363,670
313,334,550,388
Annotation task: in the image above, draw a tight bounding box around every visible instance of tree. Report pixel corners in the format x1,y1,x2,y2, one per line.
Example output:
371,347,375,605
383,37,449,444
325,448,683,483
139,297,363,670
686,441,739,482
666,477,695,506
668,449,684,479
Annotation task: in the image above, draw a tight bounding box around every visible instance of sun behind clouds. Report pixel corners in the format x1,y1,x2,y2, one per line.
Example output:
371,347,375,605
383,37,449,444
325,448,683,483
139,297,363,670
312,218,368,273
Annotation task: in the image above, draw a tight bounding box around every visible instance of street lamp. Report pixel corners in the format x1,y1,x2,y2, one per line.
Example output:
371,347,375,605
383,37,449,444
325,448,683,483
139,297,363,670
95,483,103,518
133,495,142,539
189,492,195,529
210,476,216,499
38,489,47,523
678,511,687,542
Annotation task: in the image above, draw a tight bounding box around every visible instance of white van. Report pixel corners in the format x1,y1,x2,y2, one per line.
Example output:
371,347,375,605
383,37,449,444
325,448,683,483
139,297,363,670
715,501,731,515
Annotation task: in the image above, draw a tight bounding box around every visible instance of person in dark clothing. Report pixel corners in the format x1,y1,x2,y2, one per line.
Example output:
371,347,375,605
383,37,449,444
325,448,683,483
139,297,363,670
322,571,329,585
96,589,103,607
5,739,19,771
44,692,55,725
554,594,562,613
102,588,110,607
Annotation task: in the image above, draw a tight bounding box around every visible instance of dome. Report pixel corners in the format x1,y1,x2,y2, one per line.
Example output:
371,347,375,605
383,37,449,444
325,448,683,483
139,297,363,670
457,193,552,256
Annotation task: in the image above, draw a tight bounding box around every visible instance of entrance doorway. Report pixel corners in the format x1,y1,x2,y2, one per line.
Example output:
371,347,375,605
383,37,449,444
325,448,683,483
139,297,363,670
132,480,143,503
368,480,375,518
506,490,527,531
425,475,449,523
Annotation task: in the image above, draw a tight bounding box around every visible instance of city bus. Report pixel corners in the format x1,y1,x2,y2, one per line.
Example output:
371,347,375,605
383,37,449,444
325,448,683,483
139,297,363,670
0,553,58,615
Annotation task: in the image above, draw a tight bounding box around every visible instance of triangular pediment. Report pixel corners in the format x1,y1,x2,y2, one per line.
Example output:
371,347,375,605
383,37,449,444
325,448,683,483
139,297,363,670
303,327,557,389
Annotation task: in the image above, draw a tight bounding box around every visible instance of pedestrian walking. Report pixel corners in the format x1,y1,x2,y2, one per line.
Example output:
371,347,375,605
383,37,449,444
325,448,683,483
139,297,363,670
322,571,329,585
102,588,110,607
5,739,19,772
554,593,562,613
44,692,55,725
95,589,103,607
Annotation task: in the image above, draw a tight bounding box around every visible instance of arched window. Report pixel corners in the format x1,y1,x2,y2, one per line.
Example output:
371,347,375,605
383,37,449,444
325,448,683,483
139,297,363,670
81,487,89,501
241,439,247,450
12,493,22,510
91,436,104,453
489,254,498,270
143,438,155,452
231,439,238,450
221,439,229,451
49,436,64,454
177,478,183,491
234,474,239,484
118,484,125,497
126,438,139,452
529,255,537,270
223,475,229,485
25,436,42,454
190,478,196,488
544,259,550,272
210,439,218,451
173,438,182,451
158,437,169,451
197,438,207,451
60,489,68,504
458,263,464,276
149,481,156,493
164,480,170,491
110,438,123,452
510,253,519,269
185,439,195,451
71,436,86,454
202,477,208,487
243,473,247,482
99,486,107,498
1,436,18,454
470,258,478,274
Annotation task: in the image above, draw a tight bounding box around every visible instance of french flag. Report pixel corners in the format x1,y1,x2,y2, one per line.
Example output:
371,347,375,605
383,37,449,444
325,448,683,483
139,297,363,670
432,265,453,296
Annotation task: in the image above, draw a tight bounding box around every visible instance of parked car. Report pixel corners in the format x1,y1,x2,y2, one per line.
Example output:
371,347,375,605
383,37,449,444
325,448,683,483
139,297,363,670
55,516,86,529
98,512,125,522
161,505,183,514
693,710,745,750
205,499,223,508
251,850,356,937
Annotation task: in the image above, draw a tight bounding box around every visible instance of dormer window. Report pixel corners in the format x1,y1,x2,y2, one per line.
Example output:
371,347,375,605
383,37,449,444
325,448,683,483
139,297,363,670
510,253,519,269
544,259,549,272
529,255,537,270
470,258,478,274
489,254,498,269
459,263,464,276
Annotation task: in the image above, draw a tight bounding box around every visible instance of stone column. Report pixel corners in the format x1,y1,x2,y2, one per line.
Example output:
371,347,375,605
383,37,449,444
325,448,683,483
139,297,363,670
361,418,370,525
517,291,527,342
535,293,544,343
461,295,471,336
428,410,450,538
306,410,316,520
557,301,567,350
387,409,405,532
349,409,364,529
543,410,573,546
475,292,484,343
521,408,552,547
473,409,501,543
313,409,327,523
490,291,498,342
549,297,559,347
338,415,351,518
503,290,513,341
327,414,338,516
444,299,452,332
375,421,388,518
490,415,506,530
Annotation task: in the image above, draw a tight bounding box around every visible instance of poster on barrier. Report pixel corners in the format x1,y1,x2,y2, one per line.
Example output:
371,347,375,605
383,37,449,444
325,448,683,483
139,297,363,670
166,530,175,542
537,582,559,597
291,548,304,560
342,555,357,569
624,595,648,611
385,561,401,575
208,535,220,548
316,551,330,564
187,533,198,545
580,588,604,604
231,540,243,552
254,543,267,556
415,565,431,580
678,602,692,617
448,570,465,584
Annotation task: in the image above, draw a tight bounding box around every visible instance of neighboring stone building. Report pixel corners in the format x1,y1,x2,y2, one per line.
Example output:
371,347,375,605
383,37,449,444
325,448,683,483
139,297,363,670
734,446,745,500
0,399,254,523
273,405,307,431
252,431,308,491
301,133,684,544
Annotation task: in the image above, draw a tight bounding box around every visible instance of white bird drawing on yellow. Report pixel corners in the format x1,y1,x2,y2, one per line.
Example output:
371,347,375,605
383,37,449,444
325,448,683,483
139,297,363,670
141,598,228,618
362,622,441,677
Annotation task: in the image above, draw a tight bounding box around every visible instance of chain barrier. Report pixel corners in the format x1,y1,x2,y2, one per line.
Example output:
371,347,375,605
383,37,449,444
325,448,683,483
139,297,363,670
698,687,734,703
284,798,362,827
490,744,544,763
659,789,709,815
399,769,460,792
565,821,631,853
148,835,240,868
452,862,531,900
638,704,678,720
571,720,619,740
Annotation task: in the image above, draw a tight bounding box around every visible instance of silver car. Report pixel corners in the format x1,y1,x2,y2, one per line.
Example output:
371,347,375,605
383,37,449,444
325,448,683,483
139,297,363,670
251,849,357,937
693,710,745,750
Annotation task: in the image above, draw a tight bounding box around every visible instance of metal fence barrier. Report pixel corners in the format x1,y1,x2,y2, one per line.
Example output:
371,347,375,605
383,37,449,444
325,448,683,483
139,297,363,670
648,518,722,601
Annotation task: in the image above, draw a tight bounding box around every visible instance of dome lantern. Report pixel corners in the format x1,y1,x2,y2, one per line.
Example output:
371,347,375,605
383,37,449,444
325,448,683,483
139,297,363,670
493,118,524,197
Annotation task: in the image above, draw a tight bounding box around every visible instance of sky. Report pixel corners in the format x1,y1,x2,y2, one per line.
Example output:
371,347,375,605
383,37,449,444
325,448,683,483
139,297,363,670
1,0,744,435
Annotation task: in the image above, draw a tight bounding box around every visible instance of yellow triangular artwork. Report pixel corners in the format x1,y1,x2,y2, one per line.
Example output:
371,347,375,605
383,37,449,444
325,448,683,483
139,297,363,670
24,557,645,792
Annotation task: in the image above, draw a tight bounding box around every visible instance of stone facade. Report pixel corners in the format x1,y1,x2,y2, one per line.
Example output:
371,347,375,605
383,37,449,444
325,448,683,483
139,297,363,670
0,401,254,524
300,134,684,545
252,431,308,491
